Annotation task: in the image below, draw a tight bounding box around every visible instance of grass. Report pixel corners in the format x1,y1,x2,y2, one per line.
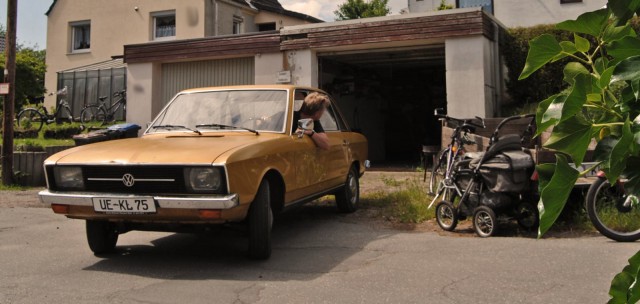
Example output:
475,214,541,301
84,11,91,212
361,176,435,224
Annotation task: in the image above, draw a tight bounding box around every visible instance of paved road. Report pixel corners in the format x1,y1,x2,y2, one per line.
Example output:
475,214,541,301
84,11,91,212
0,204,637,304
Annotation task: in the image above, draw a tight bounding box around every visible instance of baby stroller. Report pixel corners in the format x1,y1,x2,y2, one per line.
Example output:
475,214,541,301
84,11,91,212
432,113,538,237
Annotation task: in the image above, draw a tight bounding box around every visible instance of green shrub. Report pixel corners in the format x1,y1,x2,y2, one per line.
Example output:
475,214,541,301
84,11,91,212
42,123,82,139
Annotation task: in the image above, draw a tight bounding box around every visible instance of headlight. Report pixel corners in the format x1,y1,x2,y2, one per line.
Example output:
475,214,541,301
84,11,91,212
53,167,84,189
185,167,223,193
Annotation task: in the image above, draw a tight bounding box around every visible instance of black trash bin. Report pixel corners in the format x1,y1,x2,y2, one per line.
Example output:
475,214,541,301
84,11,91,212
73,123,141,146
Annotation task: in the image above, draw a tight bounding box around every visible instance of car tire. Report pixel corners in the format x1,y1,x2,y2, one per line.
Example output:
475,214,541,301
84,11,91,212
248,179,273,260
86,220,118,254
336,166,360,213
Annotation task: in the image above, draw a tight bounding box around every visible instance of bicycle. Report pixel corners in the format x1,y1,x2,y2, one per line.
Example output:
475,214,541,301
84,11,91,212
15,86,73,132
80,90,127,126
585,173,640,242
428,108,485,203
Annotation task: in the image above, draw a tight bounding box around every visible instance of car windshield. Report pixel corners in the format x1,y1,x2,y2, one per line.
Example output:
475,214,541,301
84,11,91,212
148,89,288,133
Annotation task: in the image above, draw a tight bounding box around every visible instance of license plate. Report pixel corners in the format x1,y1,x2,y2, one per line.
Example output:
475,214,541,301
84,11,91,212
92,197,156,214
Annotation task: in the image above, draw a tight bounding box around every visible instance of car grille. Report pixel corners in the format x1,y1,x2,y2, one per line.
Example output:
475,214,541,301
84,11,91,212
83,166,186,194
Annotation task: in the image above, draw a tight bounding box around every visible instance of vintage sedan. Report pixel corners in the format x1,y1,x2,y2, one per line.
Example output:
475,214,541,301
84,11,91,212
39,85,368,259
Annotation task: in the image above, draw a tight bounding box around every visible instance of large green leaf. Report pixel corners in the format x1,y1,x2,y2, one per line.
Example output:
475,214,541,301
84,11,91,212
556,9,609,37
600,67,615,89
612,56,640,83
603,23,635,43
563,62,590,85
544,116,593,166
608,119,633,183
609,0,640,25
537,154,579,237
609,38,640,66
623,157,640,197
519,35,563,80
608,250,640,304
574,34,591,52
593,136,617,162
535,94,561,136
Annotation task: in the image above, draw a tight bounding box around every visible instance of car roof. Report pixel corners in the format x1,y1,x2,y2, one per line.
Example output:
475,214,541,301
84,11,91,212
178,84,325,94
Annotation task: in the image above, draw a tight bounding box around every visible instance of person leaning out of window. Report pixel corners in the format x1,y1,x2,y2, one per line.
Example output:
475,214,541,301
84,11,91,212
293,92,330,150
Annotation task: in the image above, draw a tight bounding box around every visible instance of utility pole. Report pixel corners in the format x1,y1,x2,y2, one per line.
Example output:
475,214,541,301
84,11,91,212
2,0,17,185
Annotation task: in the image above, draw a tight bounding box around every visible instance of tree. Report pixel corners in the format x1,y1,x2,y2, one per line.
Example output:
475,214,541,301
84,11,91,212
334,0,390,21
0,47,47,111
519,0,640,301
437,0,454,11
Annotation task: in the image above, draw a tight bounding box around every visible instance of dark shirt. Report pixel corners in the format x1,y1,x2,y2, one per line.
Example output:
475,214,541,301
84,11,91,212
292,111,324,134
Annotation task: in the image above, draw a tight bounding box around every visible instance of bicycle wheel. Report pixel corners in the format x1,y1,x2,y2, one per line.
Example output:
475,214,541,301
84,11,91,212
16,108,44,132
586,177,640,242
55,106,74,124
80,105,107,126
429,149,448,195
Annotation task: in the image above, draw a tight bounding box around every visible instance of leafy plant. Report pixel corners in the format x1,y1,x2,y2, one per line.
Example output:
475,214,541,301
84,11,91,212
334,0,390,20
519,1,640,301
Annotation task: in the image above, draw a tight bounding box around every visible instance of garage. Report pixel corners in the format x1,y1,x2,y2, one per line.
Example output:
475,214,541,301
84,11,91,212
319,46,446,165
161,57,255,104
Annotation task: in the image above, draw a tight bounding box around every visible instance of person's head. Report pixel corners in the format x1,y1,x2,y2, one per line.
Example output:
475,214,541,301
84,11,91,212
300,92,330,120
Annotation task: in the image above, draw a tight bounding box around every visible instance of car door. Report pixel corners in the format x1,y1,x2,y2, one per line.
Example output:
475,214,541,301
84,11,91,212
290,90,348,200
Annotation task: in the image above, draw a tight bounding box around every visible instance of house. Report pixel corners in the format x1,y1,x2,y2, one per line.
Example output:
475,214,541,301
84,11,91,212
407,0,607,28
44,0,322,115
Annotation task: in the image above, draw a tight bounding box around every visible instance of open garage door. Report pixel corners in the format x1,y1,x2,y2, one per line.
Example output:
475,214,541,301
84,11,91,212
319,46,446,167
161,57,254,104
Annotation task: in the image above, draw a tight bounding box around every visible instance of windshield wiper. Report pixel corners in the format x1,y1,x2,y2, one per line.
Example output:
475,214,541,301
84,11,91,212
195,123,259,135
151,124,201,135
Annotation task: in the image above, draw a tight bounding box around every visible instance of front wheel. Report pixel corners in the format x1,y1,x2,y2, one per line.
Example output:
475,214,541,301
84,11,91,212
473,206,497,238
16,108,44,132
436,201,458,231
586,177,640,242
336,166,360,213
86,220,118,254
80,105,107,126
248,179,273,259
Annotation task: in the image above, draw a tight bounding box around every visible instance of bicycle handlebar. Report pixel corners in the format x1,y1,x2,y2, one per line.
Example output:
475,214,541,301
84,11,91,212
433,108,485,130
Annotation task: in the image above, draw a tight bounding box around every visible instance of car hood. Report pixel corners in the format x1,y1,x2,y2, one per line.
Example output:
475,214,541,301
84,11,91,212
48,133,282,165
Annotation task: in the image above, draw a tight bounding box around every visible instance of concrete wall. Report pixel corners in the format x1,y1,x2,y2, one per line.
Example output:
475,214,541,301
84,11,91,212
126,62,162,130
255,53,285,84
493,0,607,27
445,36,494,118
286,50,318,87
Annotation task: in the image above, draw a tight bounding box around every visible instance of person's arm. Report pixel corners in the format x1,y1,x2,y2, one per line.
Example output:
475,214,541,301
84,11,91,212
303,129,330,150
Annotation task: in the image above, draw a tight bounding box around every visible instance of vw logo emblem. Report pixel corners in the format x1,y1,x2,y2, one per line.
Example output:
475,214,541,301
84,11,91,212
122,173,135,187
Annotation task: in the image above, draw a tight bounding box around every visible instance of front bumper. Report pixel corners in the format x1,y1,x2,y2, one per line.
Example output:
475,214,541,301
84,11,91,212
39,190,239,210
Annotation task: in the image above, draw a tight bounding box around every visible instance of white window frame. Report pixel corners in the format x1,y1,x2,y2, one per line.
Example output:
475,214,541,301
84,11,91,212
70,21,91,53
233,16,243,35
152,11,176,41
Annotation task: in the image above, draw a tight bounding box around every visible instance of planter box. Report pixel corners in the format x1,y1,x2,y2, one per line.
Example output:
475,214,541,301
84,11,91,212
12,145,74,187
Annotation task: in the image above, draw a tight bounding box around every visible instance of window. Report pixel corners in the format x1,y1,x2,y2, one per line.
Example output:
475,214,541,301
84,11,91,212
233,16,243,34
456,0,493,14
258,23,276,32
560,0,582,3
153,11,176,41
71,21,91,52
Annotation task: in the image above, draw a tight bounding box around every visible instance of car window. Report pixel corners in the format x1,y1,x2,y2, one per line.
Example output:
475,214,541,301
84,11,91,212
319,105,339,131
149,90,288,133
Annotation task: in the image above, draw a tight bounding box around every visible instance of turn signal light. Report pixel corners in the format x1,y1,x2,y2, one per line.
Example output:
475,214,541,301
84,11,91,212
51,204,69,214
198,209,221,219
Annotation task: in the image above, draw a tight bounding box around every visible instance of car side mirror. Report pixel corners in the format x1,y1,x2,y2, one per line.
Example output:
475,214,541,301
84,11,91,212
297,118,314,138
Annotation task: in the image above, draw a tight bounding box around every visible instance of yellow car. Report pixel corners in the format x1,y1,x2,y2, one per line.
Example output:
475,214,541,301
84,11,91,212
39,85,368,259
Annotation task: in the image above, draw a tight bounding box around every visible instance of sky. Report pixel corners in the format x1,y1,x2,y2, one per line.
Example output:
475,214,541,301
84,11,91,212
0,0,408,50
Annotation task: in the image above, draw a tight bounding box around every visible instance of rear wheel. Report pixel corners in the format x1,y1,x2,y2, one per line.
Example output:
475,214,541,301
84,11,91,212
86,220,118,254
80,105,107,126
436,201,458,231
429,149,448,195
248,179,273,259
586,177,640,242
473,206,497,238
16,108,44,132
336,166,360,213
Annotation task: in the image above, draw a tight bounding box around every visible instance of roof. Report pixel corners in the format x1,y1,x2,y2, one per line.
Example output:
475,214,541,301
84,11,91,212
46,0,322,22
58,58,126,73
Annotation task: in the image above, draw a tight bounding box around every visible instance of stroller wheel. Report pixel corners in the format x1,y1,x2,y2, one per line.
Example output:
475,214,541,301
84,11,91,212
516,202,539,230
436,201,458,231
473,206,497,237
